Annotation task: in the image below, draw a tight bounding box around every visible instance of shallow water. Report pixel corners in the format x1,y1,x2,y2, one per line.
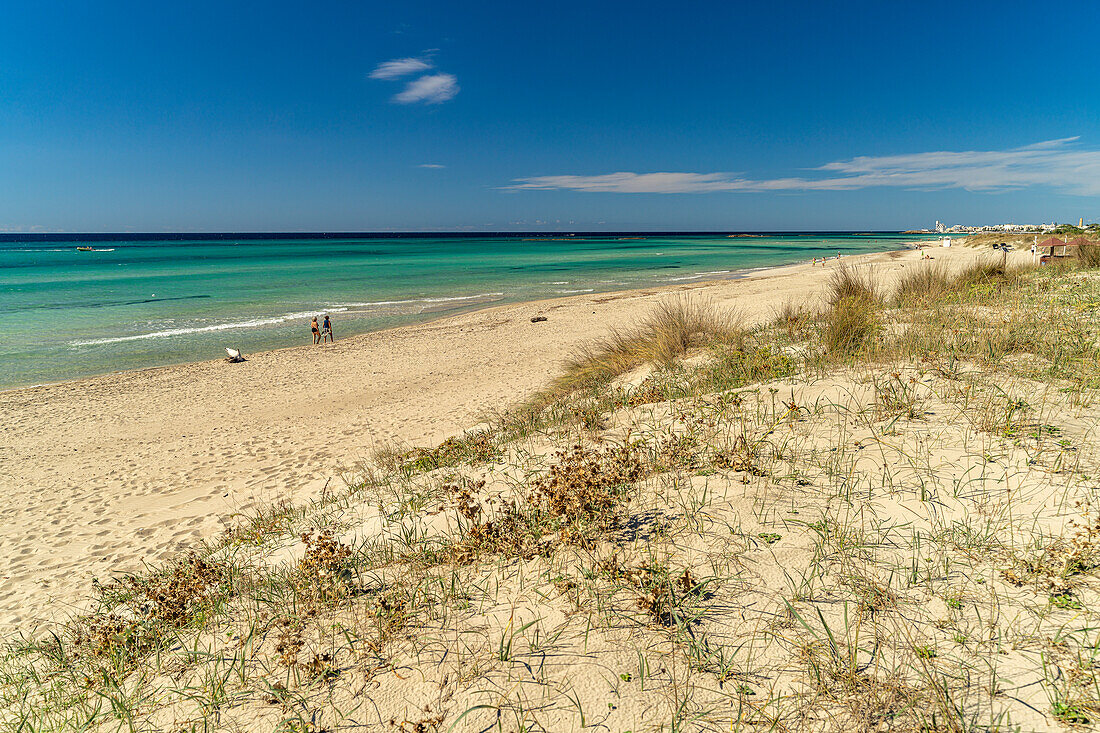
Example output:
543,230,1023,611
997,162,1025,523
0,233,937,388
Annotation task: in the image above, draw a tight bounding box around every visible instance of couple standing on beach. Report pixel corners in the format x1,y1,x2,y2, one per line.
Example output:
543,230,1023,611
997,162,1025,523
812,252,842,267
311,315,334,344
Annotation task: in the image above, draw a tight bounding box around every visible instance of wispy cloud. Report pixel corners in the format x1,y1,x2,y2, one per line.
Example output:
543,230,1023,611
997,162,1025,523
393,73,459,104
370,54,460,105
507,138,1100,196
418,163,446,169
369,57,432,80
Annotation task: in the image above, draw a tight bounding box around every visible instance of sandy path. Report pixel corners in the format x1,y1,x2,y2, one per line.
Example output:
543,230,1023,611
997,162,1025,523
0,244,981,633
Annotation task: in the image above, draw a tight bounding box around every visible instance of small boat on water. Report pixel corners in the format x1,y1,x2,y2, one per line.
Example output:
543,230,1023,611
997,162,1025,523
76,246,94,251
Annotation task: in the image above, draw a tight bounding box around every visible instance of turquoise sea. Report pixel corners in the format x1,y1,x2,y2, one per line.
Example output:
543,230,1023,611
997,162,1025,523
0,233,939,389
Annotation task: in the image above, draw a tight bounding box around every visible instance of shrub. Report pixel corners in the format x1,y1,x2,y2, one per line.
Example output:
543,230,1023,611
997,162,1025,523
71,553,231,664
94,553,230,629
442,442,646,562
532,442,645,526
699,343,795,393
397,429,500,473
627,375,670,406
444,479,542,563
599,559,706,627
295,530,354,604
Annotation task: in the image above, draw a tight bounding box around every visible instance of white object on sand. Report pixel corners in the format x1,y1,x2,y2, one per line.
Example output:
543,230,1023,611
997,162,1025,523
225,347,245,362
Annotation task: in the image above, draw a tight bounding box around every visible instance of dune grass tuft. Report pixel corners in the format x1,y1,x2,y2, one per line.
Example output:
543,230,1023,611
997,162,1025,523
894,261,953,305
820,266,880,356
772,297,817,340
822,295,879,356
894,255,1038,309
825,266,878,308
954,255,1020,287
552,296,742,393
1078,242,1100,268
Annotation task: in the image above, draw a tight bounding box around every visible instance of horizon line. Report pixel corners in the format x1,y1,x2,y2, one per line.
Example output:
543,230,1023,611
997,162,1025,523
0,229,933,240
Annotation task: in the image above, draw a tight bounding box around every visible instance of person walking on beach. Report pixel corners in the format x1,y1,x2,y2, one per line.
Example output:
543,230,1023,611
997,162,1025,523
322,315,334,343
311,316,320,344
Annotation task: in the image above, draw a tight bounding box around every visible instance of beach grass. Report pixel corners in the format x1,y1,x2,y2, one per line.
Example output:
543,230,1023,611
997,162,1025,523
894,261,953,305
544,296,743,400
7,248,1100,731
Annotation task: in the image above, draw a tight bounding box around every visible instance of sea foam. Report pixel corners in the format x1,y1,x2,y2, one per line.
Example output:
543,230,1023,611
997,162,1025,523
325,292,504,308
71,308,350,346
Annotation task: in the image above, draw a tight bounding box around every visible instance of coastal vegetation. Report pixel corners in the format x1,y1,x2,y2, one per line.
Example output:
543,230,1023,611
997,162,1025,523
6,251,1100,731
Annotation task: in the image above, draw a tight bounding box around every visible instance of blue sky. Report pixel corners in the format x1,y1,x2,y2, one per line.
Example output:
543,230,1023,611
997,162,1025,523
1,0,1098,232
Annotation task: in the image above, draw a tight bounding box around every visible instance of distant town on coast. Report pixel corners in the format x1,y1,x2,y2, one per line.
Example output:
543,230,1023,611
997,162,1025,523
906,217,1099,234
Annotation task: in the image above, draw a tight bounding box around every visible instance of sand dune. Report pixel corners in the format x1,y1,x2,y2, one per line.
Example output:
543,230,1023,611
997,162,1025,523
0,245,983,634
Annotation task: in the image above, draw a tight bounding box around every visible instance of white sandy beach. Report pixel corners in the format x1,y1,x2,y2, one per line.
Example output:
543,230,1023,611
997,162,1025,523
0,244,982,634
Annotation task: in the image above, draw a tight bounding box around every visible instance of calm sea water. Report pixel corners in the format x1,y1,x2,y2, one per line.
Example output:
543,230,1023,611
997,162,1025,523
0,233,936,389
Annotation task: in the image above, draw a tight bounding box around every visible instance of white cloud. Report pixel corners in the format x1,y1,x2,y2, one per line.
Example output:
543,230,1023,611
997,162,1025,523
369,57,432,80
508,172,749,193
507,138,1100,196
418,163,446,169
393,73,459,104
